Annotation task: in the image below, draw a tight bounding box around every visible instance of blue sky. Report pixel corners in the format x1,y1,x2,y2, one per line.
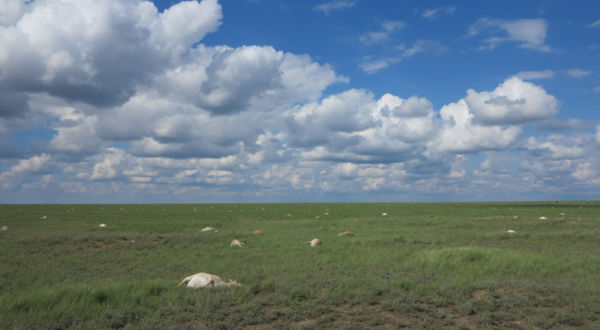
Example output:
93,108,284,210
0,0,599,203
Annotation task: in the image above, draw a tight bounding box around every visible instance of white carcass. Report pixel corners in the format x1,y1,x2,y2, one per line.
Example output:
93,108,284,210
178,272,240,289
230,239,245,247
302,238,321,247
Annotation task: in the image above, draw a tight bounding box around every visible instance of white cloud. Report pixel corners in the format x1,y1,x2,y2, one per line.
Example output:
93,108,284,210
314,0,356,15
280,53,349,101
572,162,597,181
360,40,446,74
465,77,558,125
91,148,125,180
359,20,405,45
514,70,555,80
469,18,551,52
589,20,600,28
429,99,522,154
524,136,585,160
286,89,376,149
50,113,103,155
358,94,434,147
1,153,52,190
398,40,447,57
448,154,467,178
0,0,222,108
1,154,51,179
146,0,222,58
566,69,591,78
359,58,397,74
197,46,285,114
89,44,343,159
286,89,435,163
421,6,456,20
332,162,359,178
1,1,597,202
427,78,559,154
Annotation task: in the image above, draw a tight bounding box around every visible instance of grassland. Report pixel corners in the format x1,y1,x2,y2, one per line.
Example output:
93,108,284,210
1,202,599,329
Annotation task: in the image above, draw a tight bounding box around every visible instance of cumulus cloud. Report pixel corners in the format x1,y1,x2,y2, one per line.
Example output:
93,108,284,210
464,77,558,125
91,148,126,180
285,89,435,163
0,0,222,109
354,94,434,154
146,0,222,57
428,78,558,154
448,155,467,178
90,45,344,159
572,162,597,181
429,99,522,154
197,46,284,114
1,153,50,178
524,136,585,160
1,154,51,189
469,18,551,52
194,47,346,115
313,0,356,15
1,1,596,202
513,131,600,191
286,89,375,149
50,112,103,155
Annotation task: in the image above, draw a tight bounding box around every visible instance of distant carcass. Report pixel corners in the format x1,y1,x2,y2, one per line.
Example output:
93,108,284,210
230,239,245,247
302,238,321,247
178,272,240,289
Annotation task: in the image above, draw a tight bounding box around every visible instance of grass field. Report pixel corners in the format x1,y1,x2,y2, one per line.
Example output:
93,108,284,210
1,202,599,329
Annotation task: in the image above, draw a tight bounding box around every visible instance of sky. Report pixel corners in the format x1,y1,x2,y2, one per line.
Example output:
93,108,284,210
0,0,599,203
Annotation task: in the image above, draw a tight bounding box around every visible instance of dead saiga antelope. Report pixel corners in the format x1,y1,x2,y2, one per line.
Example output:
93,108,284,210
230,239,245,247
178,272,241,289
301,238,321,247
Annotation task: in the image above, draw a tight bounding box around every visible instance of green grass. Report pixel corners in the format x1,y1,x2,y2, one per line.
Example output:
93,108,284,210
1,202,599,329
